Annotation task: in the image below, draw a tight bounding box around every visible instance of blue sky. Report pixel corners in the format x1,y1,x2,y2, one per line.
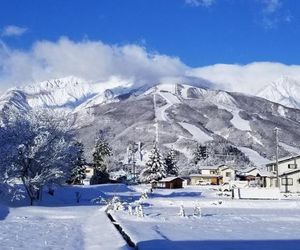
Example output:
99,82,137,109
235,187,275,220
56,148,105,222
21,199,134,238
0,0,300,93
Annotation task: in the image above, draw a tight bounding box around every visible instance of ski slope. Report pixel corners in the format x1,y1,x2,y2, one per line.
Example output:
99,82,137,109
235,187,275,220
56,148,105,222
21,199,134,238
179,122,213,142
238,147,270,166
155,91,181,121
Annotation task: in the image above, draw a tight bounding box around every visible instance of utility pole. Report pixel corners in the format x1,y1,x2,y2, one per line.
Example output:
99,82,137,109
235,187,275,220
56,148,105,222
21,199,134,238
274,127,280,189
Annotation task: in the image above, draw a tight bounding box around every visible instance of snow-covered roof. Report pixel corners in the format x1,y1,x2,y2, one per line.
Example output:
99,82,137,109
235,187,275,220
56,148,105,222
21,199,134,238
258,170,276,177
218,165,233,171
190,174,222,178
198,165,219,170
266,155,300,166
158,177,184,182
239,167,258,174
280,169,300,176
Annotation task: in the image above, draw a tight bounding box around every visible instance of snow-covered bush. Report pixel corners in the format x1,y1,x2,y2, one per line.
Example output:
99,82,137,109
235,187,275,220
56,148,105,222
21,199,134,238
104,196,125,212
137,204,144,217
140,190,149,200
128,204,133,215
0,108,80,205
178,205,185,217
193,202,202,217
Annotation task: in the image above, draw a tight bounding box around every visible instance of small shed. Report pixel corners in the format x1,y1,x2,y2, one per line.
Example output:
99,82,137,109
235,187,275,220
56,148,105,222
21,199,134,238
151,177,184,189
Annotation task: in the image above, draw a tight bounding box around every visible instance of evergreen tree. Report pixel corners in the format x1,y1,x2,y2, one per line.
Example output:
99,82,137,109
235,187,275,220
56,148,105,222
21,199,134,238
193,144,208,164
90,133,112,184
139,144,166,183
164,148,178,176
67,142,86,185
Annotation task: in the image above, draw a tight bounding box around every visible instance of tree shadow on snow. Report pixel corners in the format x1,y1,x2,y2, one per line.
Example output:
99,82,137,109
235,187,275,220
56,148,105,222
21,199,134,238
0,204,9,220
8,184,142,207
150,191,201,199
137,239,300,250
39,184,142,207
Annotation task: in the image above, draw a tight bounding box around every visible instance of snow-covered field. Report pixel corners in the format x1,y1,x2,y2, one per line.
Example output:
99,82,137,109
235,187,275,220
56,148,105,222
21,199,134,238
1,184,300,250
0,184,134,250
113,185,300,250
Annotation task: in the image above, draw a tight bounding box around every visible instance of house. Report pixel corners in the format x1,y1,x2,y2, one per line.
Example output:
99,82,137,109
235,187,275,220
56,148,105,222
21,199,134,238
189,165,235,185
151,177,184,189
280,169,300,193
236,167,260,182
83,164,95,185
218,165,235,183
190,166,223,185
266,155,300,175
256,170,277,188
266,155,300,192
84,165,95,178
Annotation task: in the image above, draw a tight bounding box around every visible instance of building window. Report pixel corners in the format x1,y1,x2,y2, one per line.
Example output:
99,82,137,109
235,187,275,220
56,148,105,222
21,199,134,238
281,178,293,186
226,172,231,177
288,164,297,169
210,170,216,174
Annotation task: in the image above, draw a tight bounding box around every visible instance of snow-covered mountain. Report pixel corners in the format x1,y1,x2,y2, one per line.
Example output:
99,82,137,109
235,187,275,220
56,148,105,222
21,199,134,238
257,76,300,109
74,82,300,170
2,76,300,172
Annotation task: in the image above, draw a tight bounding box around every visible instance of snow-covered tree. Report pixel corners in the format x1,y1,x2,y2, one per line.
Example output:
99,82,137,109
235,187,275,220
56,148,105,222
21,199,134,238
66,142,86,185
193,144,208,164
90,131,112,184
0,108,79,205
164,148,178,176
196,141,252,169
139,144,166,183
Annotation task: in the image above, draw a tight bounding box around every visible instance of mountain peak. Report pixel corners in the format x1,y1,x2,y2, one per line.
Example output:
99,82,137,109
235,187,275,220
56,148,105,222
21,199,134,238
257,76,300,109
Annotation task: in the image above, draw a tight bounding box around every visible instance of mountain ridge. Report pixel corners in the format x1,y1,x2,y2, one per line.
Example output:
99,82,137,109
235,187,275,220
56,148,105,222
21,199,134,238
1,76,300,173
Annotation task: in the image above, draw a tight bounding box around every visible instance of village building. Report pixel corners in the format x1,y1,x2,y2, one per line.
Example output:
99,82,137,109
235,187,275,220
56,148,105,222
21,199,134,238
236,167,260,182
218,165,235,183
256,170,277,188
266,155,300,193
84,164,95,179
189,165,234,185
151,177,184,189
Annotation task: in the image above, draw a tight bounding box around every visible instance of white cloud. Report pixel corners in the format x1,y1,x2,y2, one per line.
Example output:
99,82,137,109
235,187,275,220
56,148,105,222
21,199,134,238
258,0,292,29
261,0,282,14
0,37,190,92
188,62,300,94
2,25,27,37
185,0,215,7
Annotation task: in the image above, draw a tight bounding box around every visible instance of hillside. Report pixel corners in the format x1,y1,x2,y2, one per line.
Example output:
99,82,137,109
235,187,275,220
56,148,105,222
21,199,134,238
1,77,300,173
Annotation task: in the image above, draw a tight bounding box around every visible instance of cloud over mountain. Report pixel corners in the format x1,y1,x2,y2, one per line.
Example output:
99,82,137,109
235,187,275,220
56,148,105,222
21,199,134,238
1,37,300,96
0,37,191,92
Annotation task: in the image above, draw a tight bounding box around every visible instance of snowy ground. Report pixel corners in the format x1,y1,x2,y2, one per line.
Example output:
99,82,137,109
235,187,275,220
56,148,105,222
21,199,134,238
1,184,300,250
112,185,300,250
0,184,135,250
